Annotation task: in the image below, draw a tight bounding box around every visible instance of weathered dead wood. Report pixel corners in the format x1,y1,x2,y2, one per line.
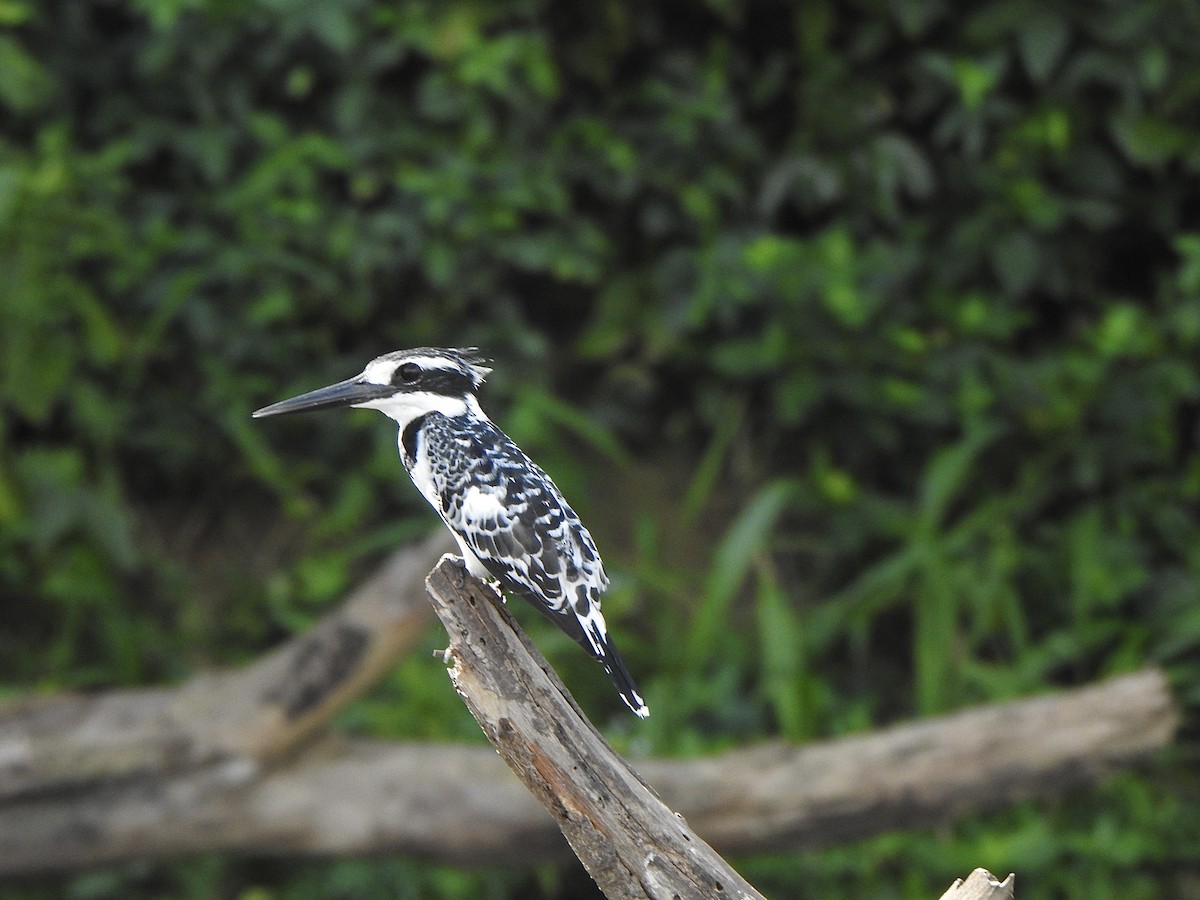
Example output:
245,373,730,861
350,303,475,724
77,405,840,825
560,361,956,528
3,658,1171,875
0,540,1177,884
15,665,1172,871
939,868,1015,899
424,555,766,900
0,531,453,801
646,665,1177,856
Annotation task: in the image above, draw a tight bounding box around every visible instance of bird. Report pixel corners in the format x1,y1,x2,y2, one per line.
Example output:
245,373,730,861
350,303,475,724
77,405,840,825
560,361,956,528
253,347,649,718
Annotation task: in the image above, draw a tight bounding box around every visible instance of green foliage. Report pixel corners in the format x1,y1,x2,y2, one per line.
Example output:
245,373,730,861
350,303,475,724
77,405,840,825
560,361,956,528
3,0,1200,896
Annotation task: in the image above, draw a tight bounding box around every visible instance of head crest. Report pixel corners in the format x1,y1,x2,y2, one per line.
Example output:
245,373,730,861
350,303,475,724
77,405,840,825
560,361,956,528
450,347,492,387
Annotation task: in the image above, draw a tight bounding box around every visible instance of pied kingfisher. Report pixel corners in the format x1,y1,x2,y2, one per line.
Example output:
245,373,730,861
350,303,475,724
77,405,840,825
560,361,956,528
253,347,649,718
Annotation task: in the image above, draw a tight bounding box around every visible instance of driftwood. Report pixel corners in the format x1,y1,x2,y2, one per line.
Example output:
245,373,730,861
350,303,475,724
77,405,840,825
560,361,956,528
0,537,1179,883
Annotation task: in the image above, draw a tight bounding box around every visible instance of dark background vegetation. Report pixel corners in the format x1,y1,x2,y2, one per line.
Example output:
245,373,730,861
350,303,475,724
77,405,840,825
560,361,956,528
3,0,1200,896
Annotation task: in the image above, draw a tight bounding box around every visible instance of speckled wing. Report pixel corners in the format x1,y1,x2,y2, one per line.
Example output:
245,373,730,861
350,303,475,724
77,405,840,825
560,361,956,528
414,413,648,716
420,415,607,635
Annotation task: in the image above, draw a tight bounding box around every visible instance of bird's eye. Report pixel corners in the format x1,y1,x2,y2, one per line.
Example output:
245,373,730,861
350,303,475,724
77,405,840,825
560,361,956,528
395,362,421,384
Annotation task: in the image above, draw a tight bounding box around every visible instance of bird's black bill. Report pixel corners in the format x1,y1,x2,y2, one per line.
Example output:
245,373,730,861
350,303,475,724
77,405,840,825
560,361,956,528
252,377,393,418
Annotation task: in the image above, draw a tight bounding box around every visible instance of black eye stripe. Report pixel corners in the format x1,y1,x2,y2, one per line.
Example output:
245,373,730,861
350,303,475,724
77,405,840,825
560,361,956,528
390,363,474,395
423,369,474,395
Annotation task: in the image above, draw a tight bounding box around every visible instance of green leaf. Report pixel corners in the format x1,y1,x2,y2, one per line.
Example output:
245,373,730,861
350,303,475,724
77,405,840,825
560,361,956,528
754,560,811,739
953,55,1004,110
519,388,633,468
681,397,744,522
915,425,1001,534
1019,14,1069,83
990,231,1041,296
686,479,797,667
0,34,52,112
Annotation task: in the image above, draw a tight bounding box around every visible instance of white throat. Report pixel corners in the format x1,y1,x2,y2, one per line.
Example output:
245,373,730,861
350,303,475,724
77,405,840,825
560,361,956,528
355,390,486,430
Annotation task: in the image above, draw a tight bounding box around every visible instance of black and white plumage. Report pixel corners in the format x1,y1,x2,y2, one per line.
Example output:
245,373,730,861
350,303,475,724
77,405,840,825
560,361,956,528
253,347,648,718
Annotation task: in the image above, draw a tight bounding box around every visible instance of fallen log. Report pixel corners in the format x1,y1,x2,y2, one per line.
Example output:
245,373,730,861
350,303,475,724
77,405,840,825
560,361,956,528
0,541,1177,882
0,531,454,802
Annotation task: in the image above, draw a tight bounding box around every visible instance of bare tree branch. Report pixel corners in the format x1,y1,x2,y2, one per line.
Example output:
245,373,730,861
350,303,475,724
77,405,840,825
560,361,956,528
939,869,1015,900
423,555,767,899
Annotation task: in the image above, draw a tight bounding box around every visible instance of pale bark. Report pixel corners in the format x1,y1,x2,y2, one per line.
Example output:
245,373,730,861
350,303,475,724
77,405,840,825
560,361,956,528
939,868,1015,899
424,555,766,899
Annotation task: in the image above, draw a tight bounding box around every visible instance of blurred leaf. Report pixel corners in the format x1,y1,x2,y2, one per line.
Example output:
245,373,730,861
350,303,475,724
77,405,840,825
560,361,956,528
754,558,811,739
0,33,51,112
681,396,744,523
1019,14,1070,83
1110,115,1192,166
515,387,633,468
1094,303,1150,357
685,479,797,667
915,425,1001,534
990,230,1041,296
1173,234,1200,295
953,55,1004,110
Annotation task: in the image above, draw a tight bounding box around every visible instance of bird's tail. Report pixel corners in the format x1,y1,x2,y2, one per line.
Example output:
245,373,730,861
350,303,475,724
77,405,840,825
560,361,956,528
574,607,650,718
512,584,650,717
599,639,650,718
